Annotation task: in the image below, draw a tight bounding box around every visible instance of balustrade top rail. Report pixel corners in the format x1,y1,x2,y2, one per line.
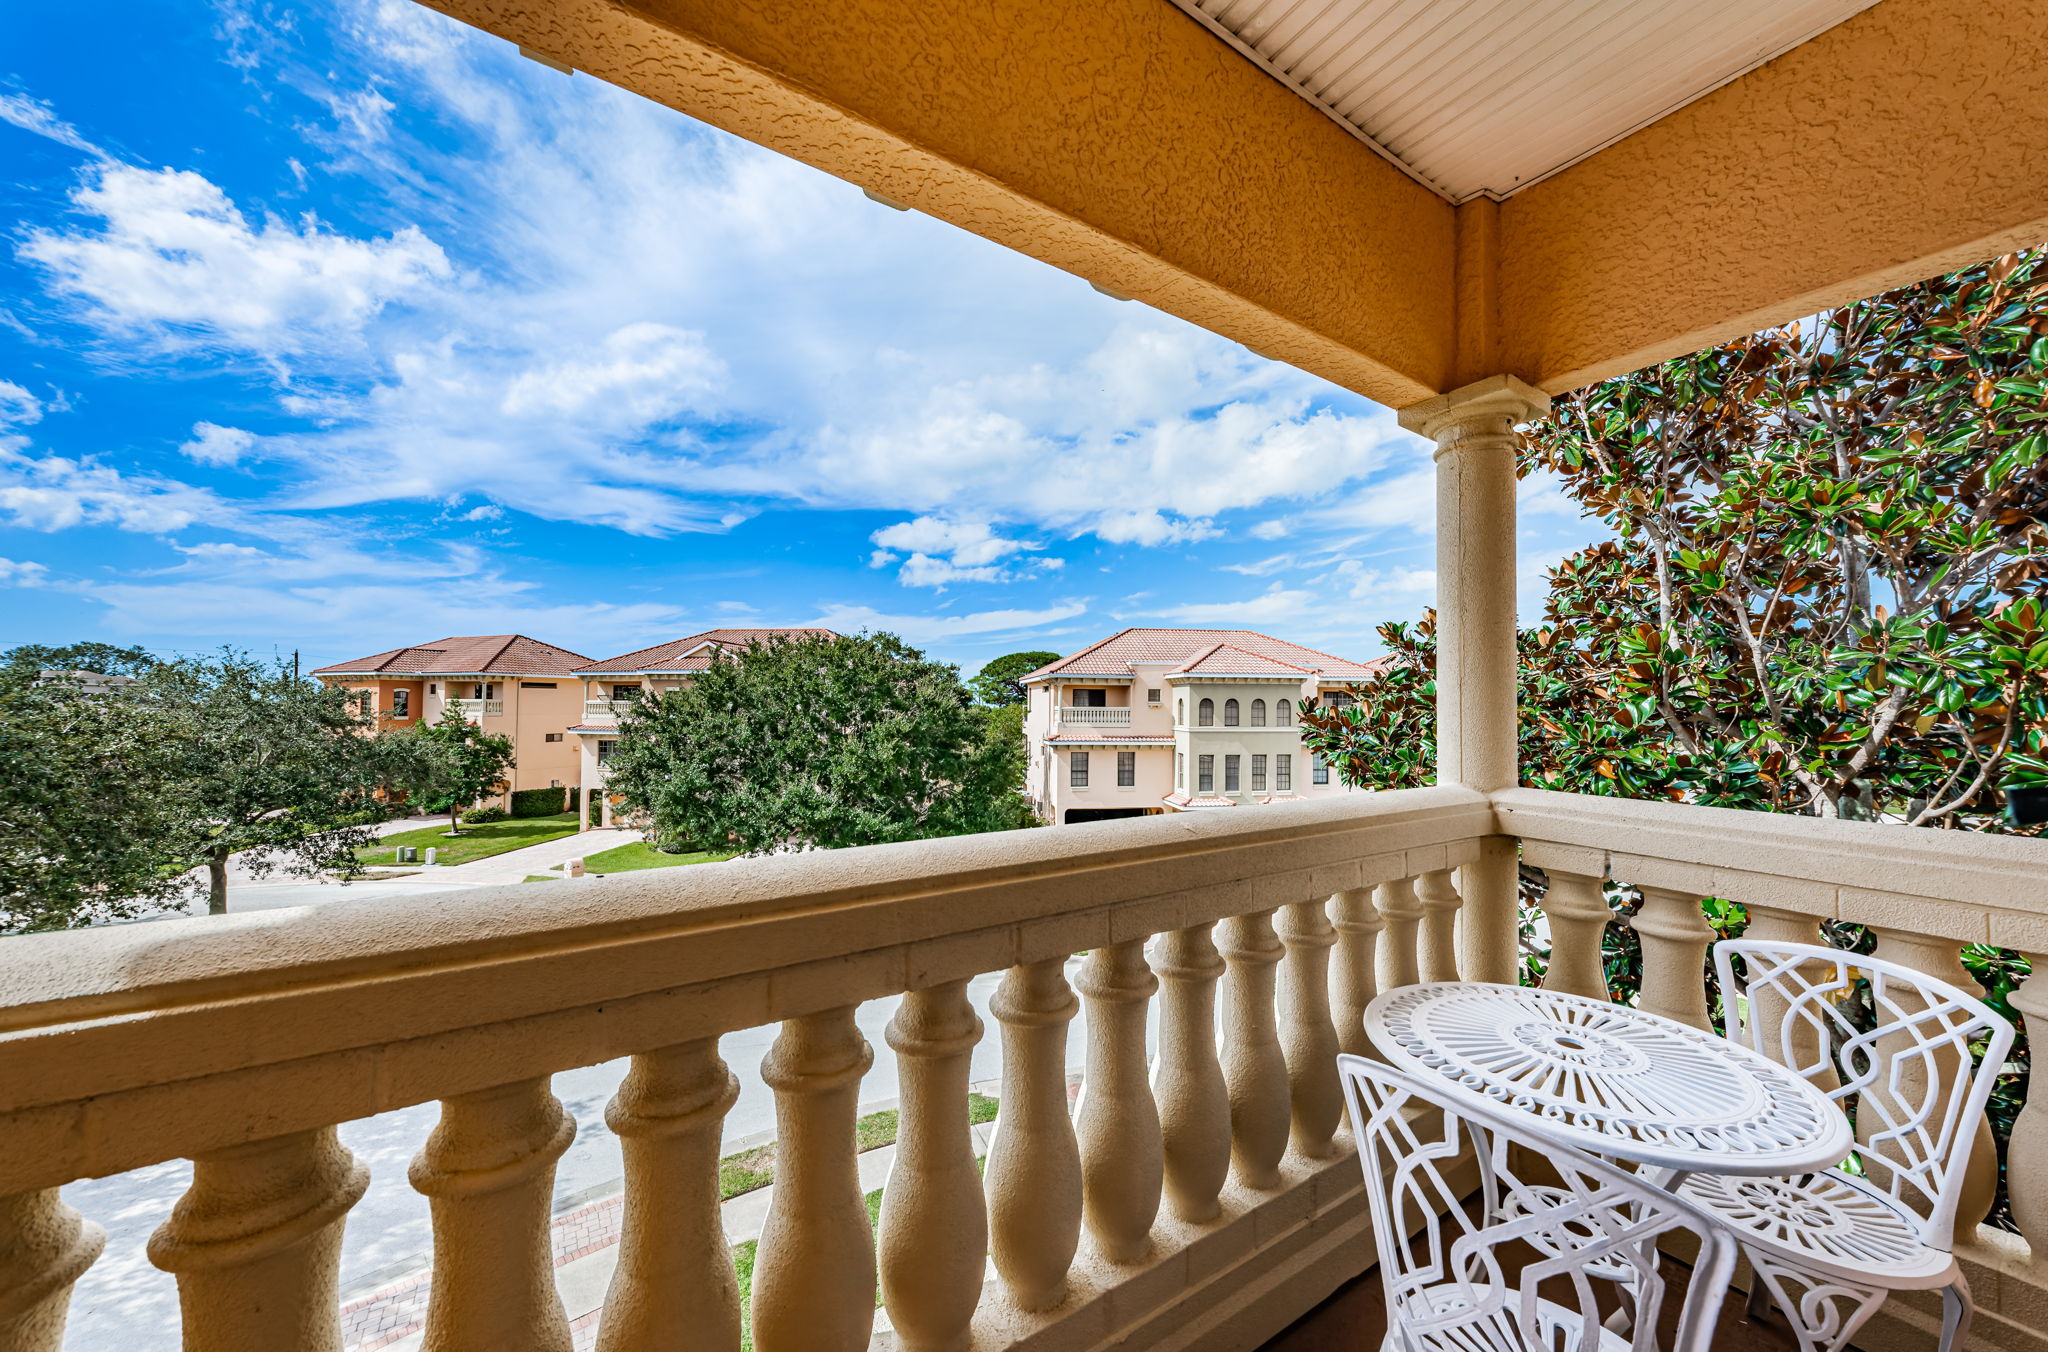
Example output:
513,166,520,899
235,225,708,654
1059,706,1131,725
1498,788,2048,945
0,785,1489,1195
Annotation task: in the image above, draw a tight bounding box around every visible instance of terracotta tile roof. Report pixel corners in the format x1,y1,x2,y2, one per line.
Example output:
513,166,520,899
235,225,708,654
1163,793,1240,809
1023,628,1384,683
311,635,593,677
573,628,839,676
1169,642,1315,677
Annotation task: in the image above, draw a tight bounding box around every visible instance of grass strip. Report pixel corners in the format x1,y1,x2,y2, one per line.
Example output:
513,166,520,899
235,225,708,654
717,1091,998,1202
352,813,580,869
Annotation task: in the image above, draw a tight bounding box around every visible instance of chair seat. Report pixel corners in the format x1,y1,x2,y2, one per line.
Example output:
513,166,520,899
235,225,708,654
1677,1168,1958,1287
1389,1284,1631,1351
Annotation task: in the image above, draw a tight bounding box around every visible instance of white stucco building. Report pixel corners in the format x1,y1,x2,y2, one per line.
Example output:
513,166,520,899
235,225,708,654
1021,628,1385,825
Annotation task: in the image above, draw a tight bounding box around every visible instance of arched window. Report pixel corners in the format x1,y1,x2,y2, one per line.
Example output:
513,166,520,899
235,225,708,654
1250,698,1267,726
1176,698,1186,724
1276,698,1293,725
1198,698,1215,727
1223,698,1240,727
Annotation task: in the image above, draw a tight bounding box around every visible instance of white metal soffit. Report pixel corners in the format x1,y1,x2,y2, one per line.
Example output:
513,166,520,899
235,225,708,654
1167,0,1881,203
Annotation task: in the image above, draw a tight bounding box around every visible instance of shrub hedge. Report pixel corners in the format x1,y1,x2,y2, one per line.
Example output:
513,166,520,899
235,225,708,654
509,787,566,818
460,805,509,824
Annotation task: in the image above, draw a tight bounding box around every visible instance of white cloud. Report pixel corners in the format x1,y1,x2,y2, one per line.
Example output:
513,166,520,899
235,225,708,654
0,445,224,533
0,381,43,429
21,163,449,354
868,515,1049,586
179,422,257,466
0,557,50,587
0,91,102,157
1145,582,1323,627
1314,560,1437,602
808,600,1090,644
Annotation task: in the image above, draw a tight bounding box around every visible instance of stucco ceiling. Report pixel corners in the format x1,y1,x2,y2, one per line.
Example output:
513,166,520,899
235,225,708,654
1165,0,1881,203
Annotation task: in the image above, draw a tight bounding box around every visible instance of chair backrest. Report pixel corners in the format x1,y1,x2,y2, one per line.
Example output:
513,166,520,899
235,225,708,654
1713,938,2015,1246
1338,1054,1736,1352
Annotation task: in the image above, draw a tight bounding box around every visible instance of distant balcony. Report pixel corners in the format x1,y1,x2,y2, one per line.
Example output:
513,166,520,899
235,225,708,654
584,698,637,720
1058,706,1130,727
446,697,503,718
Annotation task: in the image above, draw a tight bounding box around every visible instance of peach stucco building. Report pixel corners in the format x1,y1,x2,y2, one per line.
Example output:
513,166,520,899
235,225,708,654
311,634,594,805
568,628,838,828
1023,629,1385,825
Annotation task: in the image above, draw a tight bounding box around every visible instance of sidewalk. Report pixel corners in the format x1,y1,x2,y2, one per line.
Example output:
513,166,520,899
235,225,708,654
412,826,643,884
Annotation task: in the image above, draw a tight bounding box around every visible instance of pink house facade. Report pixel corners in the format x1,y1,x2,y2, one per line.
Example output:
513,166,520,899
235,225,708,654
1021,628,1385,825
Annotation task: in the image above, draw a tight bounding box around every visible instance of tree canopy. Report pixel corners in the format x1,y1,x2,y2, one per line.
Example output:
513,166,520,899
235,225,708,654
1306,248,2048,832
0,659,192,931
606,632,1033,854
392,706,517,833
970,651,1061,706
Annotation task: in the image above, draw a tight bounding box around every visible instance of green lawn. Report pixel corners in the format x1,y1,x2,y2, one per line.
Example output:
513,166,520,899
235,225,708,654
579,840,735,873
353,813,580,869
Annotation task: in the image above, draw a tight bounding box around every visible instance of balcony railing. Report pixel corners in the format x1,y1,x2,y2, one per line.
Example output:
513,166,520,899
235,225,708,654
446,697,503,717
1058,706,1130,726
584,698,636,719
2,786,2044,1351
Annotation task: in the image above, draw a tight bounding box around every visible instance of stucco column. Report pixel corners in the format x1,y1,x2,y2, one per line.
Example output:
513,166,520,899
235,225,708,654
1398,375,1550,984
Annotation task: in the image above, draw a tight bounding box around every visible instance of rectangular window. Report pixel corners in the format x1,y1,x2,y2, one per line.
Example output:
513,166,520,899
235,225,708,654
390,688,410,718
1251,754,1267,792
521,681,557,689
1117,751,1135,786
1224,754,1240,792
1070,751,1090,787
1197,754,1214,793
1276,754,1292,792
1072,688,1106,707
1176,751,1184,787
427,683,437,695
612,683,639,700
1146,688,1162,704
1313,753,1331,785
545,732,563,742
597,739,617,765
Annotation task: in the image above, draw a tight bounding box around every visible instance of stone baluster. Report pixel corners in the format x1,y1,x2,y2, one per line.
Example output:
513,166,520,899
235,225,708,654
0,1189,104,1352
1218,910,1290,1189
596,1039,741,1352
1631,884,1715,1029
148,1127,367,1352
1374,878,1424,992
880,980,987,1351
2008,951,2048,1254
1075,940,1163,1262
753,1007,876,1352
1416,870,1465,984
1538,870,1611,1000
1276,900,1342,1158
1737,904,1839,1091
1330,888,1383,1057
986,957,1083,1311
410,1077,577,1352
1152,924,1231,1223
1867,929,1998,1241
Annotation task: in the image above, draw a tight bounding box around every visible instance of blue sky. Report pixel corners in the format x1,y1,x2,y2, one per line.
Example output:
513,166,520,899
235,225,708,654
0,0,1606,675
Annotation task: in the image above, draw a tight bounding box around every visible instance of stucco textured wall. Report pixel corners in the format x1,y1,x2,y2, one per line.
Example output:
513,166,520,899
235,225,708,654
417,0,1456,407
1499,0,2048,394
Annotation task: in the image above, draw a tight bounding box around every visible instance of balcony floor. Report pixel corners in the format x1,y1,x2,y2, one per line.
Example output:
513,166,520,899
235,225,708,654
1261,1260,1804,1352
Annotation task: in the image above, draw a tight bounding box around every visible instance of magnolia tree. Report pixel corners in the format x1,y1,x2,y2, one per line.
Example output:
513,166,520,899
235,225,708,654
1307,248,2048,831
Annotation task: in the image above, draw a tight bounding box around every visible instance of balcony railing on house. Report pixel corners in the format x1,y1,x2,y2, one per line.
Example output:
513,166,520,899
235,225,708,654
1059,706,1131,727
584,698,635,720
3,786,2045,1352
446,697,503,718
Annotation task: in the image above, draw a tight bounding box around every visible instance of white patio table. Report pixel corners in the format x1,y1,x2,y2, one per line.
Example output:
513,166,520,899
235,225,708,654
1363,982,1852,1182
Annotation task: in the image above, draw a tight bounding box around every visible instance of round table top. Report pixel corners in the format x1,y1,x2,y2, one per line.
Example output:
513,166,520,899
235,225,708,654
1364,982,1852,1176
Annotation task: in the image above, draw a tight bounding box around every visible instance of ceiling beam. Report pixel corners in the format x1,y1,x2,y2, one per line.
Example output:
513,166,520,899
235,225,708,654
416,0,1457,408
1498,0,2048,394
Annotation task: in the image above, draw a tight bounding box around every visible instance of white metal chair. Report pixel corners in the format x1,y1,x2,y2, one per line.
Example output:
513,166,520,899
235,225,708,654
1337,1054,1736,1352
1683,938,2017,1352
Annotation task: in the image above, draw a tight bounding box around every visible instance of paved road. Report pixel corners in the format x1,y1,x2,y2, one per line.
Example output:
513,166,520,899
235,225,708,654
58,958,1137,1350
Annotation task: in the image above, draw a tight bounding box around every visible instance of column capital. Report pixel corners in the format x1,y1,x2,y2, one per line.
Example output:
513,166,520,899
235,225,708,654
1397,373,1550,448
